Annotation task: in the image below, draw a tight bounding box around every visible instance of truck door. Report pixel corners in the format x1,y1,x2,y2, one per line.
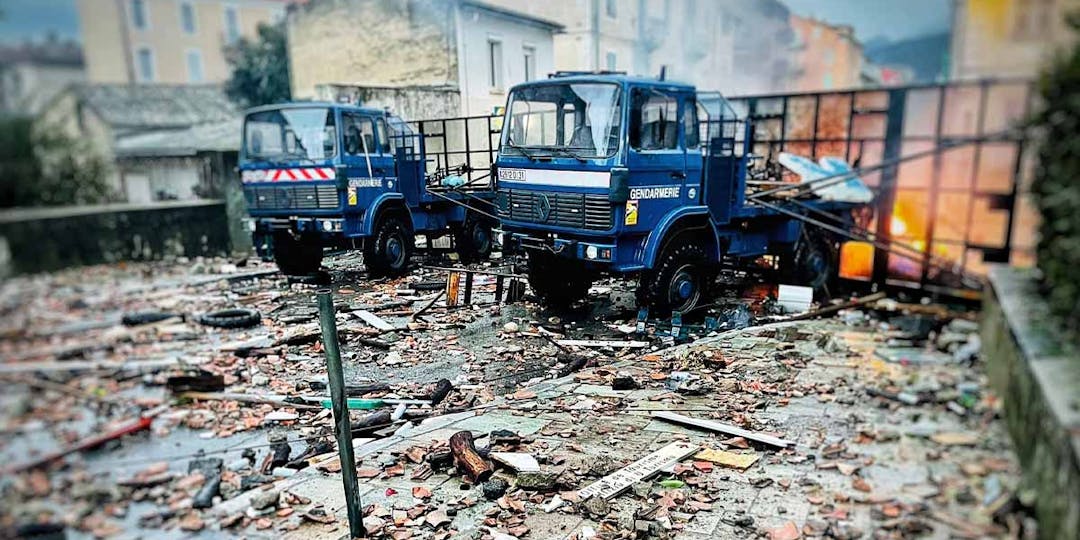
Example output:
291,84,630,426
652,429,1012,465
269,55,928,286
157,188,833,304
340,112,396,217
682,94,704,204
626,87,687,230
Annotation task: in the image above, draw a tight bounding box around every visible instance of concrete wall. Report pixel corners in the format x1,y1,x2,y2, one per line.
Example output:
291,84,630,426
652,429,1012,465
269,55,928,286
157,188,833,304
78,0,285,84
314,83,461,120
983,266,1080,540
287,0,459,100
0,200,231,277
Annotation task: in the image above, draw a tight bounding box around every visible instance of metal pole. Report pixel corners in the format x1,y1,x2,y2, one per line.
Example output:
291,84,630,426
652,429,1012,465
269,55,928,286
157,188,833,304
317,289,364,539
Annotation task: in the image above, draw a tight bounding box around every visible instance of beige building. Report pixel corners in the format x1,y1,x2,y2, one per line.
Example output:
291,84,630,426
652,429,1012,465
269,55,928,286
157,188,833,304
77,0,287,84
951,0,1080,79
789,15,865,91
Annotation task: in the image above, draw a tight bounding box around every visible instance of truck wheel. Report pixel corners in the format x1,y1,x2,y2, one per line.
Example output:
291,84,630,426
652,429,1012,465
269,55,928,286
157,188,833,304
456,215,493,263
783,230,838,294
273,232,323,276
366,214,414,278
526,250,592,309
638,240,710,316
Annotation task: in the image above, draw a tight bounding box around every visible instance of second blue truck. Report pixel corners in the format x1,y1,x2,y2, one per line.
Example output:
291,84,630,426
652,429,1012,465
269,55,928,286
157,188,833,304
239,103,495,277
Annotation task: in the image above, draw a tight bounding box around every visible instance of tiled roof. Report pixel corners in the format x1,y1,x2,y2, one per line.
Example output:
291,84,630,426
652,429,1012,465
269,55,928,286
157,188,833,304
114,119,241,157
74,84,238,130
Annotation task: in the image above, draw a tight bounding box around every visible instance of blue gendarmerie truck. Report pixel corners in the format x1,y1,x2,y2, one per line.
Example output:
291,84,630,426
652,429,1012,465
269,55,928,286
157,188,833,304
239,103,496,277
494,72,868,314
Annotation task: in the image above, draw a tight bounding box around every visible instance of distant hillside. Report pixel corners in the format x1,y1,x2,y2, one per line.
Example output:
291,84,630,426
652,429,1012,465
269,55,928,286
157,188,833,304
865,32,950,83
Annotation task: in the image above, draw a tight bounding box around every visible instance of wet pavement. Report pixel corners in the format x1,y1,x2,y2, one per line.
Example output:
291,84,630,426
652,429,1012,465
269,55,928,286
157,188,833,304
0,254,1032,539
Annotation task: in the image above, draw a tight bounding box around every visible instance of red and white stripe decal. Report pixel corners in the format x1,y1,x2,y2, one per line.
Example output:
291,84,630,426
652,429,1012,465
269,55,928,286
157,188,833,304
242,167,336,183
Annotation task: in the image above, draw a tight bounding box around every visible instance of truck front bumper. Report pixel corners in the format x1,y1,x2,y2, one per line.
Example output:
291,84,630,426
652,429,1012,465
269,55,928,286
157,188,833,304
243,217,345,235
507,232,625,268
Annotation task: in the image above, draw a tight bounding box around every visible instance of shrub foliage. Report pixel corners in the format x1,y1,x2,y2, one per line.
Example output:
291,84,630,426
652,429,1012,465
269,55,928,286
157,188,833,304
1031,14,1080,338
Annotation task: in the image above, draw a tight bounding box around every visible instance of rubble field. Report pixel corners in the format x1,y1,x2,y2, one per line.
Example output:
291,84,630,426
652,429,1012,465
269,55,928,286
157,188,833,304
0,253,1034,539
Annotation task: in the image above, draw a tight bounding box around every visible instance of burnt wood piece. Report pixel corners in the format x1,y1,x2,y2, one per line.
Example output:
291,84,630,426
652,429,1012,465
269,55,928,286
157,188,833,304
428,378,453,405
350,410,392,437
449,430,492,483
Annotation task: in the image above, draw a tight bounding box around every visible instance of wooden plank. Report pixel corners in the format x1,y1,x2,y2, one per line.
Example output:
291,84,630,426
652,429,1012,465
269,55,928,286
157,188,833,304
351,310,394,332
577,441,699,500
651,411,793,448
556,339,650,349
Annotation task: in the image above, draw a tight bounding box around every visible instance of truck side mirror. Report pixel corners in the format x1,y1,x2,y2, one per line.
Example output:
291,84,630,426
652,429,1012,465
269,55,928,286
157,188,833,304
609,167,629,203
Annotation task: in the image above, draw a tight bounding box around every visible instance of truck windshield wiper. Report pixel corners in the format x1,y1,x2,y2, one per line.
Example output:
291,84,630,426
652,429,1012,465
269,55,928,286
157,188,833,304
258,152,316,164
550,147,589,162
505,139,539,162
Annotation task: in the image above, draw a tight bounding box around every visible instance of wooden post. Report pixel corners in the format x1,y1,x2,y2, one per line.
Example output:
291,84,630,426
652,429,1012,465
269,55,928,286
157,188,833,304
463,272,474,305
448,430,492,483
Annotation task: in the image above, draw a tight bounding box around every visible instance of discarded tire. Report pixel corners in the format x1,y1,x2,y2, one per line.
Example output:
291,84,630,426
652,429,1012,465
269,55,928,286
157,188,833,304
121,311,181,326
410,280,445,291
197,309,261,329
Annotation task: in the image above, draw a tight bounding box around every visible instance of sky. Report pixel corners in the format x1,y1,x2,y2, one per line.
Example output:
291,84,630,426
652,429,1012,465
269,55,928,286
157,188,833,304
782,0,953,43
0,0,79,44
0,0,952,47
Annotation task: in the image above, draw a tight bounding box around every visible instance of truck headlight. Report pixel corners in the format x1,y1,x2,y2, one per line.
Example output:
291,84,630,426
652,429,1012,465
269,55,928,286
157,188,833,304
322,220,334,232
585,245,599,259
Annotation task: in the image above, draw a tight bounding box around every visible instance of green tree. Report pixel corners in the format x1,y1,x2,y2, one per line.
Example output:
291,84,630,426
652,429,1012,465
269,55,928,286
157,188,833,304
1031,12,1080,340
0,117,114,208
224,21,291,107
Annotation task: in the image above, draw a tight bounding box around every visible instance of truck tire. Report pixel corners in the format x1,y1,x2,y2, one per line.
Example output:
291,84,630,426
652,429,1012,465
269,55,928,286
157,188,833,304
197,308,262,329
526,250,592,309
782,229,839,294
638,240,711,316
455,215,494,263
365,214,414,278
273,232,323,276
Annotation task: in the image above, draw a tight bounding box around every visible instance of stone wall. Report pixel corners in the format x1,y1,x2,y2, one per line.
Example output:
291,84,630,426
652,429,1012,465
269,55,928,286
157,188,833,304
982,266,1080,540
314,83,461,121
0,200,231,277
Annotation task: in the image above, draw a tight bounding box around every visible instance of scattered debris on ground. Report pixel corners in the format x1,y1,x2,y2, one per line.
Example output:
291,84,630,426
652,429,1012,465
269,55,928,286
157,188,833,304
0,254,1033,539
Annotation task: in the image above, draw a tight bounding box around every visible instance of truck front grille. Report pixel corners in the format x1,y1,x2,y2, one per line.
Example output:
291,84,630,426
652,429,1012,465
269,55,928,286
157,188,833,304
497,189,612,231
244,185,339,211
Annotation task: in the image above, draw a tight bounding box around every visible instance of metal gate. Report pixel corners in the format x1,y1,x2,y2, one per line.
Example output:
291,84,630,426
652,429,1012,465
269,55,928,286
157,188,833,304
726,79,1035,298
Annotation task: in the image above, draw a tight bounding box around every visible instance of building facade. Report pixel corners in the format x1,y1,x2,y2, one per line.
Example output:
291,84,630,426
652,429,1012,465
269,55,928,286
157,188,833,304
77,0,287,84
287,0,561,118
0,38,85,117
38,84,239,204
483,0,795,96
789,15,866,91
951,0,1080,79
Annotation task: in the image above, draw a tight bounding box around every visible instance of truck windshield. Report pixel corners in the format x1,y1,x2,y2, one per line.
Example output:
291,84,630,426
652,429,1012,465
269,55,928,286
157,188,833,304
501,83,622,159
243,107,336,162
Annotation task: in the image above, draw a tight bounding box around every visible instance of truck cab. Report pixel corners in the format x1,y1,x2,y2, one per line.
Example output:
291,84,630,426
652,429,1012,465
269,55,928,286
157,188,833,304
240,102,495,277
495,73,861,313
